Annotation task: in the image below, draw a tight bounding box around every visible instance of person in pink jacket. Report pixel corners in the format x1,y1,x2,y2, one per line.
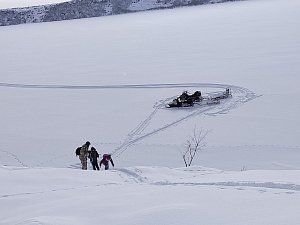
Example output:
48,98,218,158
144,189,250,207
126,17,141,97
99,154,114,170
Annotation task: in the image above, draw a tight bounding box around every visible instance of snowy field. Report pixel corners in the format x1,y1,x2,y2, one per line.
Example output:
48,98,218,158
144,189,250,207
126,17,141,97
1,0,300,224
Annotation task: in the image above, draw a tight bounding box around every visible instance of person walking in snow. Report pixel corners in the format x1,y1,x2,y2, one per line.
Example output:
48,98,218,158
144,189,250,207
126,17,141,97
99,154,114,170
79,141,90,170
89,147,100,170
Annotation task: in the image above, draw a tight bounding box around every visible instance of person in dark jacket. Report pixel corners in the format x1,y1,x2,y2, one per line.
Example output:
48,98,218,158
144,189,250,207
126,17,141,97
99,154,114,170
89,147,100,170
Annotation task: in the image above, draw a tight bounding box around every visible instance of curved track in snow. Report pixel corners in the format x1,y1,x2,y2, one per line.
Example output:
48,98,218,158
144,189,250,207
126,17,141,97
0,82,259,159
1,167,299,200
0,82,256,91
111,83,259,157
114,168,300,192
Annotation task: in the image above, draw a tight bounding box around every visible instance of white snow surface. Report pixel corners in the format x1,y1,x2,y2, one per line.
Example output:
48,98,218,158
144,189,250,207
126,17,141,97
1,0,300,224
1,165,300,225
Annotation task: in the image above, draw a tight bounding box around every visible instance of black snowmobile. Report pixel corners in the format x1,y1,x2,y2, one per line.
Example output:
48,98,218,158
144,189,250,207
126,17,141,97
166,88,232,108
166,91,202,108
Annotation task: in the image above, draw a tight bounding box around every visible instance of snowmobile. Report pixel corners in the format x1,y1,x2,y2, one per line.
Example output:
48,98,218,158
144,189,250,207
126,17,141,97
205,88,232,105
210,88,231,101
166,91,202,108
166,88,231,108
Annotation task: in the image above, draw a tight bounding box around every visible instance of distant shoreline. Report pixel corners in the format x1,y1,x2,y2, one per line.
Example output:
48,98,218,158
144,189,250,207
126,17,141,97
0,0,241,26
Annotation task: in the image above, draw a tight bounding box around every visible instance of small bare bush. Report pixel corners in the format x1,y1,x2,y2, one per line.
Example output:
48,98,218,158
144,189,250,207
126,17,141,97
182,127,208,167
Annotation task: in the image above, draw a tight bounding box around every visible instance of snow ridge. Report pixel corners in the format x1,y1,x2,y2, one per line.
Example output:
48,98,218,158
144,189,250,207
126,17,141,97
0,0,242,26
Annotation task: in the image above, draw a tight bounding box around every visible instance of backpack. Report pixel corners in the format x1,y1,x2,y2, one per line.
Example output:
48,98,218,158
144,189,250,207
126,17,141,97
75,147,81,156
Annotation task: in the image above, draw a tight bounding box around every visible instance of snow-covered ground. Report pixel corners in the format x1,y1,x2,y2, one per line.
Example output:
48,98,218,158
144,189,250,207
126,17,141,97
1,165,300,225
0,0,70,9
0,0,300,224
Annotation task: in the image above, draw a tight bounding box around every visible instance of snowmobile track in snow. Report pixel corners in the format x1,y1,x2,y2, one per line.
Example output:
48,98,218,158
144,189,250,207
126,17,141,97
112,83,259,157
0,148,28,167
0,82,259,158
0,82,259,92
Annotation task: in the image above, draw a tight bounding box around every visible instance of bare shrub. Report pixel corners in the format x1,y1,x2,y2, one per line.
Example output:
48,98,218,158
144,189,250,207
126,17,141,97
182,127,208,167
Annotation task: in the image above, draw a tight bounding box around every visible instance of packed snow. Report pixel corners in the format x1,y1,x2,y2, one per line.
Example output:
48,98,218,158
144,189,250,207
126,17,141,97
0,0,300,224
